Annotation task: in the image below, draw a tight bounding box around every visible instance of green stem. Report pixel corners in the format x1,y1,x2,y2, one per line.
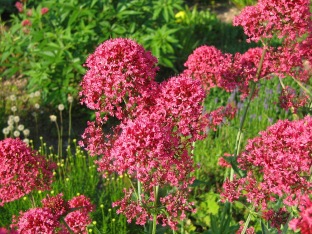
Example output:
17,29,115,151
60,110,63,159
230,44,269,181
241,207,255,234
68,101,72,145
54,121,61,161
152,185,159,234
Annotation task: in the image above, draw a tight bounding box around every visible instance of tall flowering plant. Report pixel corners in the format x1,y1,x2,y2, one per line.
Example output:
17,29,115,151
182,0,312,233
79,38,208,231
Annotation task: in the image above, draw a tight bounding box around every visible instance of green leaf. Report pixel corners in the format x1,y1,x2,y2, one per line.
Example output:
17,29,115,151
260,220,270,234
68,10,80,27
210,214,219,234
190,179,207,187
163,7,169,22
1,51,10,63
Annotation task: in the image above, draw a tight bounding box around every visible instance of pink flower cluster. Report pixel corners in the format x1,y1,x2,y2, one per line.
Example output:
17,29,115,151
289,194,312,233
0,138,56,206
21,19,31,27
203,104,237,131
233,0,312,43
278,86,309,113
221,117,312,209
262,207,289,233
79,38,207,229
183,45,276,99
218,153,233,168
41,8,49,15
11,194,94,234
15,2,23,13
236,221,255,234
0,228,17,234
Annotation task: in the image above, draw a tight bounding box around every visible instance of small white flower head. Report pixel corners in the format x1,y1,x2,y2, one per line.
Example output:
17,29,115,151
34,103,40,109
17,124,24,131
7,119,14,126
2,128,9,135
50,115,57,122
10,95,16,101
29,92,35,98
8,115,14,121
67,95,73,103
58,104,64,111
11,106,17,112
23,129,30,137
23,138,30,145
35,91,41,97
32,112,37,117
13,130,20,138
7,125,13,131
13,116,20,123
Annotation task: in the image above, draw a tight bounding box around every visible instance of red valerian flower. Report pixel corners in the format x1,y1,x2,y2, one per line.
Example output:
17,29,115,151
10,208,60,234
21,19,31,27
278,86,309,113
15,2,23,13
262,207,290,233
0,138,56,206
221,116,312,209
0,227,17,234
79,38,159,121
41,193,70,219
41,7,49,15
289,194,312,234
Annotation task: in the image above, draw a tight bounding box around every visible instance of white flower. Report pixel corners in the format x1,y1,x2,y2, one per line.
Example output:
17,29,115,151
58,104,64,111
67,96,73,103
7,119,14,126
35,91,41,97
23,129,30,136
8,115,14,121
50,115,57,122
7,125,13,131
13,130,20,137
18,124,24,131
10,95,16,101
2,128,9,135
11,106,17,112
29,92,35,98
13,116,20,123
34,103,40,109
23,138,30,145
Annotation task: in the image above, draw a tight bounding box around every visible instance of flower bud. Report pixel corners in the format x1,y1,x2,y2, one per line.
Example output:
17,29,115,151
58,104,64,111
13,131,20,138
17,124,24,131
50,115,57,122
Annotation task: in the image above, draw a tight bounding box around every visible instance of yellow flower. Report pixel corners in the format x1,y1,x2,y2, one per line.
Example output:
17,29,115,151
175,11,186,23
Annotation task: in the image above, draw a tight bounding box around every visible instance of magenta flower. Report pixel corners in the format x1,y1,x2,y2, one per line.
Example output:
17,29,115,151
27,9,32,17
262,207,289,233
41,7,49,15
278,86,309,113
218,153,233,168
79,38,159,121
41,193,70,219
15,2,23,13
0,138,56,206
21,19,31,27
0,228,17,234
204,104,237,131
221,116,312,209
11,208,61,234
289,194,312,233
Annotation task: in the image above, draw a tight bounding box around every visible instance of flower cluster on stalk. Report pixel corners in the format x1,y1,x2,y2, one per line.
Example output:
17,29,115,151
79,38,207,229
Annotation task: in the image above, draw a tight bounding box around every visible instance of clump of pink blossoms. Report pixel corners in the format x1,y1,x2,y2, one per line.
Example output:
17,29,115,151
221,116,312,210
0,228,17,234
79,38,206,229
15,2,23,13
204,104,237,131
41,7,49,15
236,221,255,234
218,153,233,168
278,86,309,114
0,138,56,206
262,207,290,233
21,19,32,27
11,193,95,234
289,194,312,233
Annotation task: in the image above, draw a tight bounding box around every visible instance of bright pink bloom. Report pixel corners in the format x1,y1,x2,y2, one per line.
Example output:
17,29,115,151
289,194,312,233
60,195,95,234
10,208,60,234
41,193,70,218
0,138,56,206
21,19,31,27
27,9,32,17
0,228,17,234
79,38,159,121
221,117,312,209
204,104,237,131
236,221,255,234
15,2,23,13
22,28,30,34
278,86,309,113
218,153,233,168
41,7,49,15
262,207,289,233
233,0,312,43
